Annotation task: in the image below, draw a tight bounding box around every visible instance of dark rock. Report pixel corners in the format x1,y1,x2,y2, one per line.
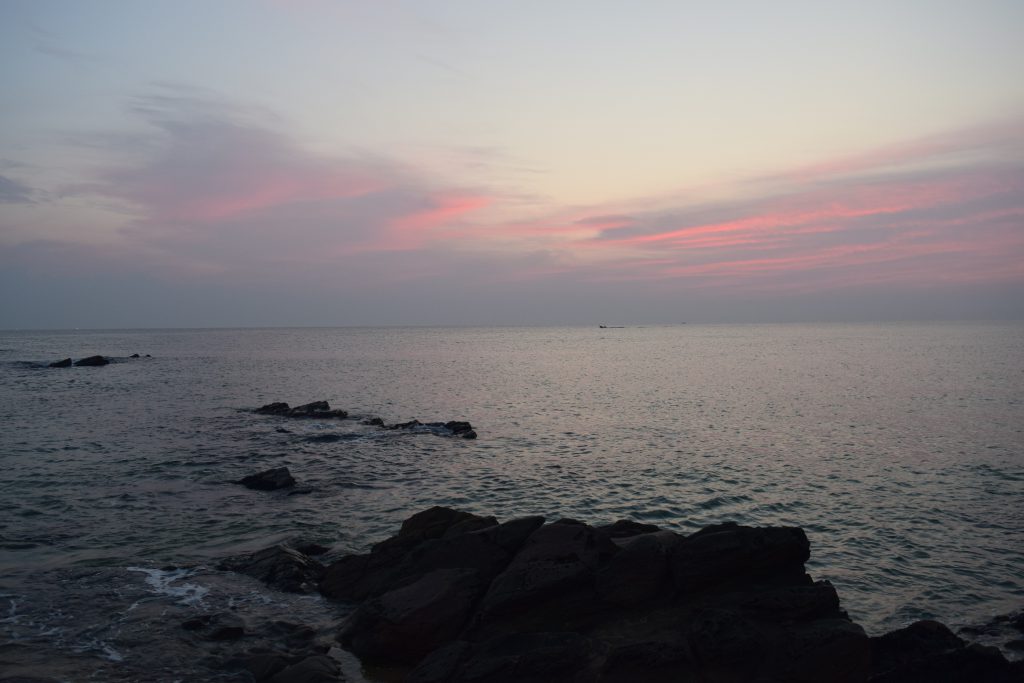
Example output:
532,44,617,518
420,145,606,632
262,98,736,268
73,355,108,366
474,520,620,636
670,522,810,592
237,467,296,491
597,622,693,683
319,554,377,602
1011,612,1024,633
782,618,870,682
292,542,331,556
595,530,677,606
870,620,1022,682
182,616,209,631
361,417,384,426
333,507,1005,683
339,568,487,664
129,353,140,358
209,622,247,642
444,421,473,433
596,519,662,538
408,632,608,683
235,653,289,681
267,620,318,648
180,612,246,641
219,544,324,593
275,427,292,434
871,619,965,674
376,506,496,554
870,641,1021,682
257,402,292,415
256,401,347,419
383,418,476,437
48,358,72,368
723,579,843,622
320,513,541,604
269,655,341,683
686,607,767,678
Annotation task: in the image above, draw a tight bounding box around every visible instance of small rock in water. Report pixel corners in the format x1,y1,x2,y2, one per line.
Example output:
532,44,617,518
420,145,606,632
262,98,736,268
255,400,348,419
237,467,296,491
74,355,109,366
49,358,72,368
361,417,385,426
130,353,140,358
218,544,325,594
256,402,292,415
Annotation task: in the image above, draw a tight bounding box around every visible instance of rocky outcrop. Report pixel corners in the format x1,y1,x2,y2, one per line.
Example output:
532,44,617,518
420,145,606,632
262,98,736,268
48,357,72,368
870,620,1023,682
385,420,478,439
314,507,1022,682
237,467,296,491
256,401,348,419
74,355,109,366
257,402,478,438
218,544,325,594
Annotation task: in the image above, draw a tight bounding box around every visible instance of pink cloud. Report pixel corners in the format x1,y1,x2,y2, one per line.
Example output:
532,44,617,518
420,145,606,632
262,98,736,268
28,93,1024,315
391,191,490,233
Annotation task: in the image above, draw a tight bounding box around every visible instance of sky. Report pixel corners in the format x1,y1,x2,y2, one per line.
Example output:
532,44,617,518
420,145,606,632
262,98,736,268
1,0,1022,327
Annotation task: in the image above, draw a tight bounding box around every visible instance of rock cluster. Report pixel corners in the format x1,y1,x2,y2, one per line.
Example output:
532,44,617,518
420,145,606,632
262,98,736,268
47,354,150,367
306,507,1021,682
385,419,478,439
256,401,349,419
256,400,477,438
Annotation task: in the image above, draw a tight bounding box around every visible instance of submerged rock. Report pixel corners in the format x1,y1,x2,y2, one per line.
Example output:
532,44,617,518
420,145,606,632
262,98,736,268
48,358,72,368
237,467,296,491
73,355,109,366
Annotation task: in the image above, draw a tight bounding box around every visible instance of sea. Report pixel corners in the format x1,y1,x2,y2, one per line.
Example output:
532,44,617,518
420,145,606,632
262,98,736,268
1,323,1022,681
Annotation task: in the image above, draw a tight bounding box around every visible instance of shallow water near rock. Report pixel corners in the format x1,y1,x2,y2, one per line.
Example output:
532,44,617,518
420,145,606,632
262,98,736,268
1,323,1022,680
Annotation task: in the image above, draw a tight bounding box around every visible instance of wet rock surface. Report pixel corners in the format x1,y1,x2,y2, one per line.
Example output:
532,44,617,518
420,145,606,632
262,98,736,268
301,507,1023,682
255,401,477,438
256,401,349,419
73,355,109,366
237,467,297,491
218,544,325,594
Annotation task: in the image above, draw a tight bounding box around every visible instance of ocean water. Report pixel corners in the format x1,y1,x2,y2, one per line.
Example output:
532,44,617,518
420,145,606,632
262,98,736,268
1,323,1022,680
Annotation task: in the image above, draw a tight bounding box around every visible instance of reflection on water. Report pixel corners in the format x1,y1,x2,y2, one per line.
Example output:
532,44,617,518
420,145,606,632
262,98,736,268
1,324,1022,656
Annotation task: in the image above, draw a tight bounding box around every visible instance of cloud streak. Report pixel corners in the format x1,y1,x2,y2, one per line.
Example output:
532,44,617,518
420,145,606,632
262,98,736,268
0,174,36,203
4,91,1022,325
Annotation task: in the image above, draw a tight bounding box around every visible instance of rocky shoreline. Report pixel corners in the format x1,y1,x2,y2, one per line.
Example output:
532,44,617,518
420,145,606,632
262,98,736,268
212,506,1023,682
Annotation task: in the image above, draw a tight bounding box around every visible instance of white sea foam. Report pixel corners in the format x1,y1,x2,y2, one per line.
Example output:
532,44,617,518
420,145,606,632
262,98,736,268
127,567,209,606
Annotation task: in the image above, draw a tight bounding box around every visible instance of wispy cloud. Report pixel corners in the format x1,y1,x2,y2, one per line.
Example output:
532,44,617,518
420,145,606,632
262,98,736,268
6,90,1023,324
0,174,36,203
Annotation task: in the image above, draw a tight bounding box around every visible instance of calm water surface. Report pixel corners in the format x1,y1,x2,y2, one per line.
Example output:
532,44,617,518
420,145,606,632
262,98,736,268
1,323,1022,678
